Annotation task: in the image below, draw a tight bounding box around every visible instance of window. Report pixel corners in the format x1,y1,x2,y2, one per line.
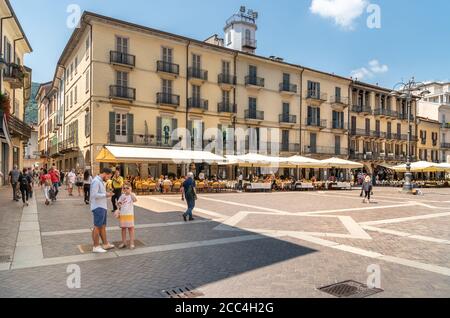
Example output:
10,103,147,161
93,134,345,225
70,63,73,79
85,70,90,93
249,65,257,78
249,97,257,111
335,87,341,102
74,57,78,75
192,85,201,101
162,79,173,95
365,119,371,134
162,47,173,63
115,113,128,142
86,36,90,59
307,106,320,125
74,86,78,104
307,81,321,98
85,112,91,137
222,90,230,105
227,31,231,45
192,54,201,70
116,71,128,87
335,136,341,155
222,61,230,76
332,111,344,129
116,36,129,54
282,130,289,150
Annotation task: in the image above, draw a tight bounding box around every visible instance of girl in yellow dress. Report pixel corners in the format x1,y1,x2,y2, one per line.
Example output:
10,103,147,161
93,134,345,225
115,182,138,249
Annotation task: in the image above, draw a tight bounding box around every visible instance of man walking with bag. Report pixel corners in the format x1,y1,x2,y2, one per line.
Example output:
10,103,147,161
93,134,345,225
181,172,197,222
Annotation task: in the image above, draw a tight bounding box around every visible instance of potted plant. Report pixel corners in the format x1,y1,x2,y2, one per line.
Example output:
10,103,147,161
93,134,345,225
0,92,11,119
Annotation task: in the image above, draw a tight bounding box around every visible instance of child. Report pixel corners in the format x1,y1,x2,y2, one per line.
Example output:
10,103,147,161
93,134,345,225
115,182,137,249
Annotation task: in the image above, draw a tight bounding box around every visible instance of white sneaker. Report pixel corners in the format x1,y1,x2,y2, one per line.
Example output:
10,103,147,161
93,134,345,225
92,246,107,253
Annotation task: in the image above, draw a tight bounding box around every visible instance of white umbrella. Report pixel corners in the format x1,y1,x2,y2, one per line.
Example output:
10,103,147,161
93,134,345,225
392,161,439,173
319,157,363,169
287,155,323,168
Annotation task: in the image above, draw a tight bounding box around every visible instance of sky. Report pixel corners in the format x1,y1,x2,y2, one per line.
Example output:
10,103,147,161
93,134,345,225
9,0,450,88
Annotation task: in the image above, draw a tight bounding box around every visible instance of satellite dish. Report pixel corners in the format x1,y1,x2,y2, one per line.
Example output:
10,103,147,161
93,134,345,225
240,6,246,13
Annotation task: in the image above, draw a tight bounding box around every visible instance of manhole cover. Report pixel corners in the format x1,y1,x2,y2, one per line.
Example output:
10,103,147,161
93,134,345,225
161,285,204,298
77,240,145,254
319,280,383,298
0,255,11,263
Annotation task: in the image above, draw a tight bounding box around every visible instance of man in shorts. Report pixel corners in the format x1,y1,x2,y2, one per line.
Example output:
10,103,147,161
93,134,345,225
90,167,115,253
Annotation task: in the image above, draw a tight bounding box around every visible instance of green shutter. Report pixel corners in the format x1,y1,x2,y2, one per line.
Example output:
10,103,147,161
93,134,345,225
109,112,115,143
156,117,162,145
172,118,178,144
127,113,134,143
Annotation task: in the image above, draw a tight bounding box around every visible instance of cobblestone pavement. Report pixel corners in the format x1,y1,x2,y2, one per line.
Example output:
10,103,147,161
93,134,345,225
0,185,449,298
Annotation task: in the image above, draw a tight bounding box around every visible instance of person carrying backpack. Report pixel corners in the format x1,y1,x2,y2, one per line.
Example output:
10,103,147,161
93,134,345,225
181,172,197,222
18,168,32,207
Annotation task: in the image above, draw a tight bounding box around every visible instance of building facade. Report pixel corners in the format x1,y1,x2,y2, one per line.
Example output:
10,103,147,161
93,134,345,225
417,117,440,163
38,9,420,177
0,0,32,184
416,82,450,163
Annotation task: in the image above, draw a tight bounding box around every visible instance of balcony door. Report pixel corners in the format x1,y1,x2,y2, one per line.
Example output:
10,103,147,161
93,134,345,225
249,65,257,79
335,136,341,155
310,133,317,153
162,79,173,95
222,61,230,77
115,113,128,143
307,106,320,126
192,54,201,73
192,85,201,104
116,71,129,97
116,36,129,54
249,97,257,117
162,47,173,63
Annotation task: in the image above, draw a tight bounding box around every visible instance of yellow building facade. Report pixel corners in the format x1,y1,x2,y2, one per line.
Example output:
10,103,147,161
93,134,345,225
38,11,421,177
417,117,440,163
0,0,32,184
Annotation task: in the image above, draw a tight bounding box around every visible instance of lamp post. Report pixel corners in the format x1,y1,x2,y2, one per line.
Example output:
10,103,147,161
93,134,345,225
390,77,430,193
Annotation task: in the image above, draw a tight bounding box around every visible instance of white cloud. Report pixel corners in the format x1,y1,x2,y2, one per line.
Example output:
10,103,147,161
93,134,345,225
351,60,389,80
310,0,369,29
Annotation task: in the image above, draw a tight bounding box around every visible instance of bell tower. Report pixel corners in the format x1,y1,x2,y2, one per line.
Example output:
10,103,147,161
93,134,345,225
224,6,258,54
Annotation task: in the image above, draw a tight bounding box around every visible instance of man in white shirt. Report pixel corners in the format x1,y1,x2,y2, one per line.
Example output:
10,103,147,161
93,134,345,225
90,167,114,253
67,169,76,196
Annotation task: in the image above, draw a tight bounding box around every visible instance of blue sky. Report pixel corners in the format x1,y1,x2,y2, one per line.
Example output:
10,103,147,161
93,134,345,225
10,0,450,87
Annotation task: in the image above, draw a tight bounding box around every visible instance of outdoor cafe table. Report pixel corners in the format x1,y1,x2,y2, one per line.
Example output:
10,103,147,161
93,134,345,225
246,183,272,192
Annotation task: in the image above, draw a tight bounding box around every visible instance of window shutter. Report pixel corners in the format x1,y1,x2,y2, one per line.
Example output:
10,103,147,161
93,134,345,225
217,124,223,152
307,107,312,124
109,112,115,143
187,120,193,149
156,117,162,145
317,107,321,121
172,118,178,144
127,114,134,143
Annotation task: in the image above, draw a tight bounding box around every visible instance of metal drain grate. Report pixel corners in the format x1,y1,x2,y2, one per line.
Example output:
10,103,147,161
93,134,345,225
319,280,383,298
0,255,11,263
161,285,204,298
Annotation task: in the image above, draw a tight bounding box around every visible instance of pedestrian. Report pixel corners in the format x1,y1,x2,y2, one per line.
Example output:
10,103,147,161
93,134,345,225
238,172,243,192
90,167,115,253
60,170,65,187
76,171,84,196
27,168,34,198
83,170,92,205
40,169,52,205
67,169,76,196
8,165,20,202
362,175,373,204
18,168,32,207
115,182,137,250
111,169,124,213
181,172,197,222
49,167,60,201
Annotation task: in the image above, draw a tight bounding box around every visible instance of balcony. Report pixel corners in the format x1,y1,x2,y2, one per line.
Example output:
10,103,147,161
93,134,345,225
242,38,257,49
109,85,136,102
245,109,264,121
305,119,327,130
306,91,327,106
59,137,79,154
3,63,25,89
351,105,372,115
279,83,297,96
304,146,348,156
8,115,32,141
442,143,450,149
157,61,180,79
280,143,300,153
374,108,398,118
330,96,349,111
442,123,450,129
188,98,208,112
217,102,237,114
331,121,347,132
156,93,180,108
398,113,415,121
279,114,297,125
188,67,208,84
49,144,60,158
245,76,265,90
110,51,136,68
218,74,236,90
108,133,179,148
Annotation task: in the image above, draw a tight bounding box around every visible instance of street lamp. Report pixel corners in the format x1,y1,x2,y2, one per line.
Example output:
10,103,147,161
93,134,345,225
390,77,430,193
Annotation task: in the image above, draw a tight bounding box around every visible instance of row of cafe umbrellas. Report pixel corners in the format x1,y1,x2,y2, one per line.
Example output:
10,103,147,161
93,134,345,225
392,161,450,173
222,154,364,169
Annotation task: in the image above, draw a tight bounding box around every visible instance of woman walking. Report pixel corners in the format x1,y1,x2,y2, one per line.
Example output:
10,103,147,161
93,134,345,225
18,168,32,207
83,170,93,205
76,171,84,197
362,175,373,204
181,172,197,222
40,169,52,205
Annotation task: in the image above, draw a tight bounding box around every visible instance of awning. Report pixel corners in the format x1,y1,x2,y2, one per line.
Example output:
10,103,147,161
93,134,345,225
96,146,226,164
225,153,294,168
319,157,364,169
393,161,449,173
287,155,323,168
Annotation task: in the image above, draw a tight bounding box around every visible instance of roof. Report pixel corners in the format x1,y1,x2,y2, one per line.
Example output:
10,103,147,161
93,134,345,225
56,11,354,84
4,0,32,52
416,116,441,125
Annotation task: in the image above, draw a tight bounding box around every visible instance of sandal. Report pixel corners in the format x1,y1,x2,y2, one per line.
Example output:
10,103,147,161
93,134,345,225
118,243,127,249
130,245,136,250
102,243,115,250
